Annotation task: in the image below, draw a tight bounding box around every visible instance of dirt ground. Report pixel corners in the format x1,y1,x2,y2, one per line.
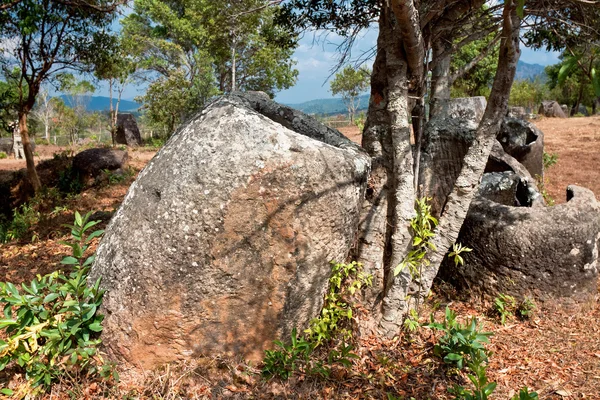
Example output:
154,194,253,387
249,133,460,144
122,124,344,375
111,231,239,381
0,117,599,399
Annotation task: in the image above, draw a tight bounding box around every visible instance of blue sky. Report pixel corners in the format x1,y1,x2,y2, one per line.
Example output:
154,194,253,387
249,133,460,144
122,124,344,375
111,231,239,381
113,26,560,103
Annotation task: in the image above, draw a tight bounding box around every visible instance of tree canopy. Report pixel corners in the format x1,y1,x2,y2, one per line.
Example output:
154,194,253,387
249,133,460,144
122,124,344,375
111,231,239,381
122,0,299,135
0,0,121,190
330,65,371,122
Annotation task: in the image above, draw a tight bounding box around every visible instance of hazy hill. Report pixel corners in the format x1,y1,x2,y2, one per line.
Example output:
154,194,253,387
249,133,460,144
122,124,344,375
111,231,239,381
285,94,369,116
59,95,141,113
515,60,547,81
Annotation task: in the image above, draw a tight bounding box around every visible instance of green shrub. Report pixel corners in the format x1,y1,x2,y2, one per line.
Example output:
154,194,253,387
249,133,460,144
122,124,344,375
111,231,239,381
262,328,313,380
0,211,112,392
517,297,536,320
0,202,41,243
542,152,558,170
428,307,492,370
493,293,516,325
262,261,369,380
511,387,539,400
306,261,372,345
0,151,7,159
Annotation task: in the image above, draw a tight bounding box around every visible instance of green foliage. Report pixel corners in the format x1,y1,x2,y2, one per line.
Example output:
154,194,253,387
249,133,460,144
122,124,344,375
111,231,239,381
0,151,6,159
101,168,134,186
306,261,372,346
0,202,41,243
428,307,492,370
143,136,167,150
354,111,366,133
517,297,536,320
451,31,499,98
263,261,368,380
448,359,497,400
58,166,84,195
542,152,558,170
493,293,516,325
394,198,437,279
535,174,555,206
403,308,420,333
511,387,539,400
448,243,473,267
330,65,371,122
509,79,549,110
262,328,313,380
0,211,111,391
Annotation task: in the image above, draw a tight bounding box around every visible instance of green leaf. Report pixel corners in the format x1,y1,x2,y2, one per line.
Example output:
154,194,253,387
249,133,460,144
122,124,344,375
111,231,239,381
0,389,14,395
558,56,579,86
61,256,79,265
0,319,17,329
43,293,60,303
88,321,103,332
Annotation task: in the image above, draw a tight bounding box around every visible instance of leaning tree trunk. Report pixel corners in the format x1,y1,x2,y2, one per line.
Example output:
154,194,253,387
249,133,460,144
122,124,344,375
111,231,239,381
18,111,41,192
419,0,522,298
356,9,392,311
429,37,453,117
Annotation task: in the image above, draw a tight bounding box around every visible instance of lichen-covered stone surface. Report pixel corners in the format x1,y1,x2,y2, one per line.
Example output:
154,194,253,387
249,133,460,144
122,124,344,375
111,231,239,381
498,117,544,178
90,93,370,369
419,96,487,216
539,100,567,118
439,186,600,300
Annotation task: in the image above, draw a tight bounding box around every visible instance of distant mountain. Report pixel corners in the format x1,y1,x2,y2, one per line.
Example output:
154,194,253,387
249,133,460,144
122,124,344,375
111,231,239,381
59,95,141,113
515,60,547,82
285,94,369,116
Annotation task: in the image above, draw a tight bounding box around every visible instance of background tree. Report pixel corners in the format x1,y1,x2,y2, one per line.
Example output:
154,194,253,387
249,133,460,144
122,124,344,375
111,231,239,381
31,86,55,143
0,0,121,191
94,35,138,145
509,78,548,111
545,46,600,115
450,32,499,98
330,65,371,122
122,0,298,135
0,75,20,136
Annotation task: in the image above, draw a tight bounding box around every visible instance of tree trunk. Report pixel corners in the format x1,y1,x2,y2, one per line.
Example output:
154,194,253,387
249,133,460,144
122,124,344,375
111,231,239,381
378,30,416,336
430,38,453,117
19,112,41,192
420,0,521,299
357,6,393,313
571,81,584,116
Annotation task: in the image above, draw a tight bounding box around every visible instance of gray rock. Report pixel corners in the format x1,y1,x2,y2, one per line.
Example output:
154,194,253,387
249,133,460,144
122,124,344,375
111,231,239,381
439,186,600,300
539,100,567,118
497,117,544,178
90,92,370,369
507,106,527,119
116,114,142,147
483,141,544,207
420,97,487,216
561,104,569,115
72,148,128,178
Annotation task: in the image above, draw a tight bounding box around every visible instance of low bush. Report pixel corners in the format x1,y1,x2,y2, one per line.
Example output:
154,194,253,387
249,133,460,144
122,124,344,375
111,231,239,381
0,212,114,395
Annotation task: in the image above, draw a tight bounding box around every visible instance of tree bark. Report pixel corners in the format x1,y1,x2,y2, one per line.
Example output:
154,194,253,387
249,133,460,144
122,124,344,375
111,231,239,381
19,111,41,191
420,0,522,298
430,37,453,117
